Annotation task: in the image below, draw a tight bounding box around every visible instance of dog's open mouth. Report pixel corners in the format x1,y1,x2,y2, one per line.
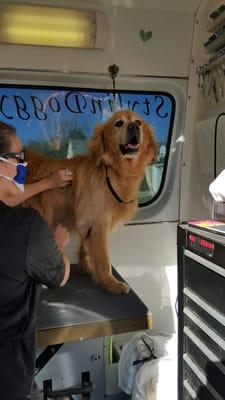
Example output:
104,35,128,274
119,136,140,156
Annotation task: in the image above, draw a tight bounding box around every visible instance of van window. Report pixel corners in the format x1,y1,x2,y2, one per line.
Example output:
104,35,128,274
0,85,175,206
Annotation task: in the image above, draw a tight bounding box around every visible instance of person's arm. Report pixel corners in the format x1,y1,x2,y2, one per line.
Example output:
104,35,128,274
59,253,70,287
3,168,73,207
27,213,71,288
53,225,71,287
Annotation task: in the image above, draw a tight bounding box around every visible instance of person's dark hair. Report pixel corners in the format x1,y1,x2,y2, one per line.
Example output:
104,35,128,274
0,121,17,153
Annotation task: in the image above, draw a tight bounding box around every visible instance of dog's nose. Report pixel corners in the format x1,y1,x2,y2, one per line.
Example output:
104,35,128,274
127,122,140,133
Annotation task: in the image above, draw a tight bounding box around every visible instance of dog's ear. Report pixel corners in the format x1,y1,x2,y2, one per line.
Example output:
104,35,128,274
89,123,113,166
89,124,105,164
145,126,158,165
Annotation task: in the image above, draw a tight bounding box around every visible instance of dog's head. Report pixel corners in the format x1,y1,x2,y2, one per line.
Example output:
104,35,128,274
89,109,157,168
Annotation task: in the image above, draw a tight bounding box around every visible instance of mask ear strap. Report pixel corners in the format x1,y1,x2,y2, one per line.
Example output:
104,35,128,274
0,156,16,166
0,173,13,181
0,157,27,166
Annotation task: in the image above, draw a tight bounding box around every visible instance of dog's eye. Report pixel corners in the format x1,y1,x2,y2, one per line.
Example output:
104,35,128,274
115,120,124,127
135,119,141,126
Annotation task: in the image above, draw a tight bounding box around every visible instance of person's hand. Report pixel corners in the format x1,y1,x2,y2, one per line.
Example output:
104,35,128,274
54,225,71,286
46,168,73,189
54,225,70,251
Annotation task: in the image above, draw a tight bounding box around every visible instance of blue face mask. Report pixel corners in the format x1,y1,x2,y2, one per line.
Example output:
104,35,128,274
0,157,27,191
14,162,27,184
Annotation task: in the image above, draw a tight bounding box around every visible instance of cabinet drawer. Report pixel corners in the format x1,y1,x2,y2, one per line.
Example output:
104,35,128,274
184,251,225,315
183,358,222,400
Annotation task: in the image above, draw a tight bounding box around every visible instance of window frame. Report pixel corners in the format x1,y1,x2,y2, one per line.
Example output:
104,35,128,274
0,83,175,207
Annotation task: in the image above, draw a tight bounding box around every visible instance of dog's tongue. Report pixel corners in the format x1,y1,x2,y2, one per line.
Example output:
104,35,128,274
126,143,139,149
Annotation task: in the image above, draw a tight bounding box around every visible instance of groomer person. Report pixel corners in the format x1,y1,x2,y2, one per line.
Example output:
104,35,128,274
0,121,72,400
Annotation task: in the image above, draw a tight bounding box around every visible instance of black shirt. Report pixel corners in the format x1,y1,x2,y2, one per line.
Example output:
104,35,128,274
0,201,65,399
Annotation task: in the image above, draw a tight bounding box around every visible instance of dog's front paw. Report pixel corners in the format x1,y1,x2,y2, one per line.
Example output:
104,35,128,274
107,281,130,295
119,282,130,294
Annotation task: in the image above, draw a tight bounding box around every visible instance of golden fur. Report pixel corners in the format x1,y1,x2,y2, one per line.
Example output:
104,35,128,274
25,110,157,294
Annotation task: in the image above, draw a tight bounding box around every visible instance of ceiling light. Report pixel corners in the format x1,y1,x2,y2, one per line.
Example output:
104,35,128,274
0,4,107,49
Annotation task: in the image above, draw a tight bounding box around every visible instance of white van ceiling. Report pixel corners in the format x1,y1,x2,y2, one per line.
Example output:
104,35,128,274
6,0,201,14
98,0,201,13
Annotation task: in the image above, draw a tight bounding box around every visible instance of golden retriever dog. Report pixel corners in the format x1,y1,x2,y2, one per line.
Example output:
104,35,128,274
25,110,157,294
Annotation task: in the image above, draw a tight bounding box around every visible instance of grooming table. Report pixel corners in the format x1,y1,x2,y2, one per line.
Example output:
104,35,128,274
36,265,152,398
37,265,152,346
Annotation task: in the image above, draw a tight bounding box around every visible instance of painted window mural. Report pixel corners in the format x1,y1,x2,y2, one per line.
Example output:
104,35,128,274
0,86,175,205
